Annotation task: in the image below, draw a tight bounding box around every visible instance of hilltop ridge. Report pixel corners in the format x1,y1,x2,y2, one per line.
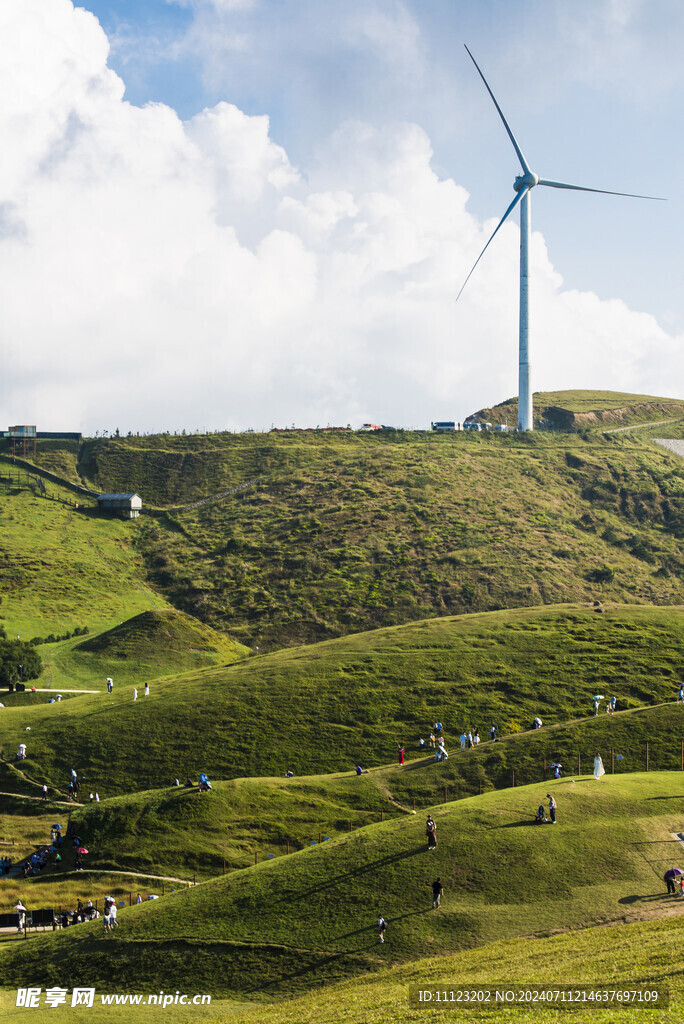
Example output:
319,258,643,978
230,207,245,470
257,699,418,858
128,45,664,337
470,389,684,430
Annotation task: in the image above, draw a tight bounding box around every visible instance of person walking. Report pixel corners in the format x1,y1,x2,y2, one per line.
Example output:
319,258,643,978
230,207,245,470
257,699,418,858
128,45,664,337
547,794,557,824
109,902,118,928
432,877,443,909
136,893,143,905
426,815,437,851
678,685,684,704
144,683,150,697
41,784,47,801
398,746,405,766
106,677,113,694
378,915,387,943
607,696,617,714
489,723,497,741
133,687,137,702
593,698,600,716
460,732,467,751
473,727,480,746
593,754,605,780
429,732,436,748
15,902,27,932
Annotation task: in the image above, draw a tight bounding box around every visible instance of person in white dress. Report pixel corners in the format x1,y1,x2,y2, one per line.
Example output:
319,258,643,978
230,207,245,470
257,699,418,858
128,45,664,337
593,754,605,780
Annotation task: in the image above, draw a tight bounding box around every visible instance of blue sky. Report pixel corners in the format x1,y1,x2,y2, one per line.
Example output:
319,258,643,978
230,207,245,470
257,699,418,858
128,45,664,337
1,0,682,431
84,0,681,325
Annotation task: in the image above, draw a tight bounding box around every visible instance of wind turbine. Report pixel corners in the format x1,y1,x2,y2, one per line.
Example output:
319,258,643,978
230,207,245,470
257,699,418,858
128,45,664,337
458,45,664,431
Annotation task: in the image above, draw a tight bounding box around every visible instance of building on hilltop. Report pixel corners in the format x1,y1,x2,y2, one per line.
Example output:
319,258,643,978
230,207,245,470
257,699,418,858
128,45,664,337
97,493,143,519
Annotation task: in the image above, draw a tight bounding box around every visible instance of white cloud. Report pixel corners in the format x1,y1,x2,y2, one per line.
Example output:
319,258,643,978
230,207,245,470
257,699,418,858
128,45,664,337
0,0,682,434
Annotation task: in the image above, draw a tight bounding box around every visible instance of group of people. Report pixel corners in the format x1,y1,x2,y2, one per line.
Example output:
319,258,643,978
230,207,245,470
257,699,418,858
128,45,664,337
172,775,212,791
62,899,99,927
0,856,13,876
535,795,557,824
593,696,617,716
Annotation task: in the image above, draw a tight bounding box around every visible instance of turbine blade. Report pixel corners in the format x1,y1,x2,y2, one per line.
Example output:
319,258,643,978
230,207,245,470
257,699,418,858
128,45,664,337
464,44,530,175
537,178,665,201
456,187,527,302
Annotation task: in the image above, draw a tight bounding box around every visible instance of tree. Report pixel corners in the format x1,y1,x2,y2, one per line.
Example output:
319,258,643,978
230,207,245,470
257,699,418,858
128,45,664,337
0,641,42,685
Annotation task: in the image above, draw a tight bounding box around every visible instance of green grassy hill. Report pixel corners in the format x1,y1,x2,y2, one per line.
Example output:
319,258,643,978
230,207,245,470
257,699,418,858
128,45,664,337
1,603,683,797
1,773,682,1000
112,428,684,649
0,474,167,640
50,609,249,688
197,913,684,1023
473,389,684,430
4,402,684,650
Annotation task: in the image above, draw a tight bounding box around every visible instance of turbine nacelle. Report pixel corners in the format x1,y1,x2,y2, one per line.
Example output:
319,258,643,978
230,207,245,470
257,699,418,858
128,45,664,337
514,172,538,192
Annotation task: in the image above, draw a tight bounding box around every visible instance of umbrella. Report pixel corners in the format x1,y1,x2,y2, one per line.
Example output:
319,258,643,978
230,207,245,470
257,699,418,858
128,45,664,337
534,717,542,725
664,868,684,880
593,695,604,701
549,763,562,769
77,847,88,855
52,824,62,830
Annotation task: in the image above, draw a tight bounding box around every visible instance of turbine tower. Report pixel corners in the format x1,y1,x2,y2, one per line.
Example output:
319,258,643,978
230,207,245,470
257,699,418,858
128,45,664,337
458,45,664,431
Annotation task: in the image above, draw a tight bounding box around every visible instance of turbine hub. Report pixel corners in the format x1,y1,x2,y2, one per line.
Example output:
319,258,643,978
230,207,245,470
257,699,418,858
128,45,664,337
514,172,539,191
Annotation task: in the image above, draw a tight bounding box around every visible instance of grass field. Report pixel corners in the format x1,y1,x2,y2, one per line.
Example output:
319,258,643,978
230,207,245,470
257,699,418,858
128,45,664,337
43,610,249,691
0,474,168,641
1,773,683,1002
1,603,684,797
128,428,684,650
4,407,684,650
477,389,684,430
2,910,682,1022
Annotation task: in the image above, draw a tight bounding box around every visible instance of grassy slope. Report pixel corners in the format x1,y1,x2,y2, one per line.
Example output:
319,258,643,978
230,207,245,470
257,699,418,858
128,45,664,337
109,430,684,649
6,418,684,652
1,603,683,796
212,915,684,1024
476,389,684,428
45,609,249,689
0,773,683,999
0,916,681,1022
0,475,167,641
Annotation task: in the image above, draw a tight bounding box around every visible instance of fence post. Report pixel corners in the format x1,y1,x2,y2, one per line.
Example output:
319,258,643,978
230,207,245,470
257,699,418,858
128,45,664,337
578,753,581,776
129,892,131,906
380,810,383,821
646,741,649,772
162,884,165,896
193,874,196,885
413,798,415,811
543,758,546,778
444,786,447,803
611,747,614,774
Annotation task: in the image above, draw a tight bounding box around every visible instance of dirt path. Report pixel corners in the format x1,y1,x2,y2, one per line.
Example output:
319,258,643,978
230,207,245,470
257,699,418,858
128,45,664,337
25,688,99,694
57,868,192,884
604,418,681,434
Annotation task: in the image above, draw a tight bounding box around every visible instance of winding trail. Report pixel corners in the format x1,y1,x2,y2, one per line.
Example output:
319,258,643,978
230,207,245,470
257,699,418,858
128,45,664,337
603,418,682,434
